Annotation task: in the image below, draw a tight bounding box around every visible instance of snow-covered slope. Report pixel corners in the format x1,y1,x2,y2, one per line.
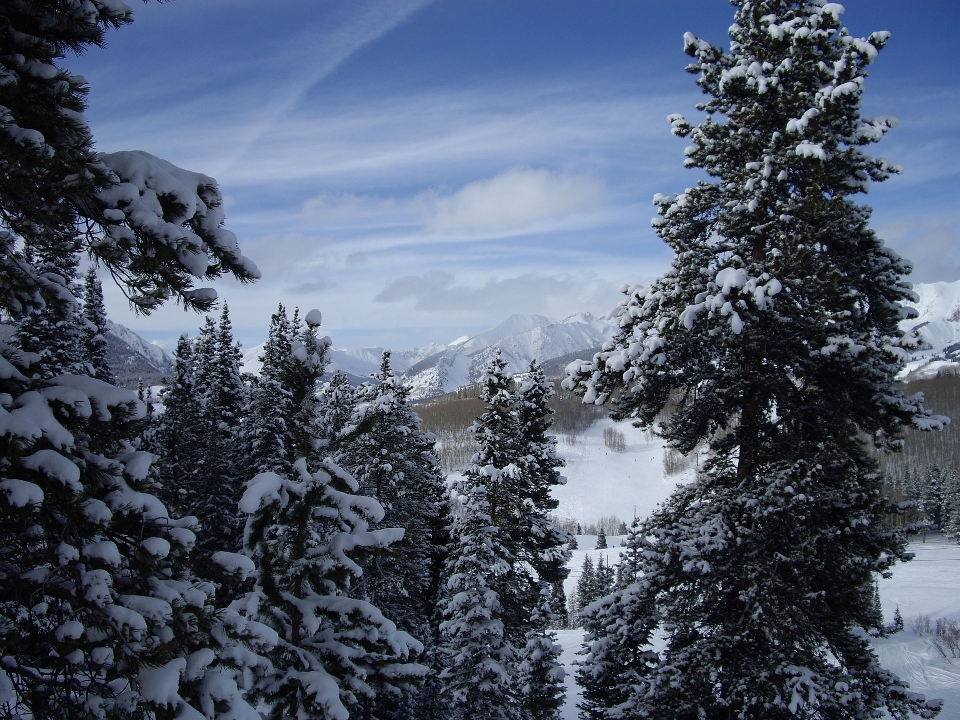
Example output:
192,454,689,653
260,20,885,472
106,321,174,374
556,535,960,720
901,280,960,379
549,428,960,719
240,313,613,395
105,321,175,387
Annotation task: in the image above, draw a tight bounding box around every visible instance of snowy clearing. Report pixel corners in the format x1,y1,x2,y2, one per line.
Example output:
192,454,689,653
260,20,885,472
555,532,960,719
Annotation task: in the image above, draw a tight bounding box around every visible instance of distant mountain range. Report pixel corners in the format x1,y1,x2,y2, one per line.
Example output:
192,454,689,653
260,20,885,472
105,279,960,394
239,312,615,399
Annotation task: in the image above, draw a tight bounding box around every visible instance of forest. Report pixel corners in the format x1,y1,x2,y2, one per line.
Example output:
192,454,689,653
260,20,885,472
0,1,952,719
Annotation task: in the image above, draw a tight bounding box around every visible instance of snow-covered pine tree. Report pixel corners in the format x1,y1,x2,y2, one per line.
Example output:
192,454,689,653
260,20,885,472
566,2,945,718
577,523,658,720
203,304,249,554
15,239,86,381
80,266,114,384
595,528,606,549
439,352,570,717
335,352,448,720
317,371,357,456
575,555,595,617
510,362,569,720
437,473,516,720
0,3,265,716
438,351,524,718
241,458,426,720
244,305,296,476
155,334,203,515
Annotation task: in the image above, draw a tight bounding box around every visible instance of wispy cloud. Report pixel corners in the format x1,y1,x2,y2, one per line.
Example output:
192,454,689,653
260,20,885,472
214,1,433,177
374,270,621,319
424,168,605,235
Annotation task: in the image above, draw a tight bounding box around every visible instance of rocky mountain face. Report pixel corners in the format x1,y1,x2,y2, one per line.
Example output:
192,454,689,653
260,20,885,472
399,313,614,399
239,313,614,398
105,320,175,388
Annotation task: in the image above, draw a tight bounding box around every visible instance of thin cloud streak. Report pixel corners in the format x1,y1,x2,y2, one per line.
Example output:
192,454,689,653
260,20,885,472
213,0,434,178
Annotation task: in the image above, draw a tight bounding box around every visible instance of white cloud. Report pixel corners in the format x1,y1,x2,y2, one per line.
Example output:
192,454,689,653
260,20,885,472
374,270,455,303
424,168,605,235
374,270,620,319
880,213,960,283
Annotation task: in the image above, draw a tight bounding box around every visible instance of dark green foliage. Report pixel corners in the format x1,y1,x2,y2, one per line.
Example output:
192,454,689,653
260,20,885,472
567,2,944,718
0,4,264,715
156,308,249,558
438,353,569,719
245,305,296,476
242,457,426,720
335,352,448,720
80,267,114,384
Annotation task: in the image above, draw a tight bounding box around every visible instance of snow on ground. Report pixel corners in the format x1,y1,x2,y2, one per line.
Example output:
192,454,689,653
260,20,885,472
554,535,960,719
550,426,960,718
552,417,694,526
876,533,960,713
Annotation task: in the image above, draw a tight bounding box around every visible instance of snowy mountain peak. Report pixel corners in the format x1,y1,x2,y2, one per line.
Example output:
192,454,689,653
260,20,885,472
400,312,616,399
488,313,553,336
900,279,960,379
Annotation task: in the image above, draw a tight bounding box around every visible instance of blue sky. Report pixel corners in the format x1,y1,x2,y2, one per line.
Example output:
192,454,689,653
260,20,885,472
69,0,960,352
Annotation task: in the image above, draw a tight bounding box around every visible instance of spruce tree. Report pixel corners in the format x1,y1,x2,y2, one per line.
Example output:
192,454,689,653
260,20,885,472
155,334,203,515
438,351,524,718
0,4,266,715
576,554,596,615
80,266,114,384
567,2,944,718
241,457,425,720
437,475,516,720
245,305,296,476
512,362,570,720
335,352,448,720
239,313,424,720
317,371,357,455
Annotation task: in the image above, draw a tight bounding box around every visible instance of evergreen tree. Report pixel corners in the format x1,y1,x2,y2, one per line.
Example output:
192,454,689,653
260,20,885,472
240,320,424,719
516,586,566,720
437,475,516,720
438,352,525,718
317,371,357,456
15,241,86,381
512,362,570,720
594,555,615,600
80,266,114,384
241,457,425,720
567,3,944,718
575,554,596,617
335,352,448,720
0,3,265,715
155,334,203,515
245,305,296,476
196,306,248,556
595,528,607,549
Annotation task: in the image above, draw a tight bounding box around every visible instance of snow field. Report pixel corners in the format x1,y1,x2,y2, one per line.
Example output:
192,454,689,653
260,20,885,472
549,430,960,718
554,533,960,719
551,416,695,526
